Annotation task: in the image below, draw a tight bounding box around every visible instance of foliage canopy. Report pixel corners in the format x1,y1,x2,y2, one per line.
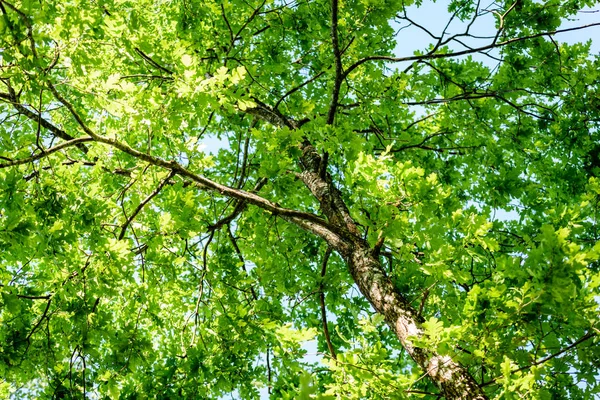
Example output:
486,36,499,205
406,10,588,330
1,0,600,398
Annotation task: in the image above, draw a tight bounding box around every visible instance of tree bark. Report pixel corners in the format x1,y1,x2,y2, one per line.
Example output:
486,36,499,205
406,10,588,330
295,139,489,399
347,242,488,399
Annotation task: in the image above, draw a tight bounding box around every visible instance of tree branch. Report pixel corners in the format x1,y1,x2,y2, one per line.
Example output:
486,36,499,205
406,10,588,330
17,294,52,300
343,23,600,79
326,0,343,125
275,71,325,110
319,247,336,360
24,298,52,345
0,85,88,153
0,0,38,58
118,170,176,240
133,47,174,75
44,81,348,247
0,137,93,168
482,332,597,387
245,99,489,399
227,225,258,301
43,78,488,399
208,177,268,231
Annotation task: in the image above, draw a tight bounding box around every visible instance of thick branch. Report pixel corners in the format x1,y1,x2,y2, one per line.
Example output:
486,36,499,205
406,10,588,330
246,100,488,399
43,77,488,399
298,140,361,238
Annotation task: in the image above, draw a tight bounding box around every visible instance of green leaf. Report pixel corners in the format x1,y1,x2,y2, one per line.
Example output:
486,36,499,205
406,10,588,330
1,292,20,314
107,379,120,400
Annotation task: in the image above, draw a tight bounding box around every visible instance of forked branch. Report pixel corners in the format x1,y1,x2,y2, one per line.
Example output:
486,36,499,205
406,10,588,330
343,23,600,78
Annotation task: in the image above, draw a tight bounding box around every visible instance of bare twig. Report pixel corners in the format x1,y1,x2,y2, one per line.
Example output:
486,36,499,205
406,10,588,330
0,85,88,153
207,177,268,231
482,332,597,387
25,298,52,344
221,3,235,46
275,71,325,110
16,294,52,300
227,225,258,301
134,47,174,75
120,74,174,81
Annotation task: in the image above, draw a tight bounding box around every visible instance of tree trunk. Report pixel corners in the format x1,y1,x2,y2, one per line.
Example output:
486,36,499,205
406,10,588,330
297,138,489,399
347,243,488,399
244,102,489,398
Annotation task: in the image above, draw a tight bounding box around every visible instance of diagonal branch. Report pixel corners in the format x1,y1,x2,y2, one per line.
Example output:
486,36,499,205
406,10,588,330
118,170,176,240
221,3,235,46
482,332,597,387
0,0,37,58
492,1,518,46
319,247,336,360
134,47,174,75
244,99,489,399
43,78,488,399
0,86,88,153
227,225,259,301
208,177,268,232
275,71,325,110
0,137,93,168
44,81,347,247
24,298,52,348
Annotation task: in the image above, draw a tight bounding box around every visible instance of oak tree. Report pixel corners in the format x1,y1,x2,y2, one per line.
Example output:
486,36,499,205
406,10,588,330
1,0,600,398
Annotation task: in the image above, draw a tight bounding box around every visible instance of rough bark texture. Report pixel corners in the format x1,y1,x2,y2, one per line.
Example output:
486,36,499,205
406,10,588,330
348,244,488,399
297,139,488,399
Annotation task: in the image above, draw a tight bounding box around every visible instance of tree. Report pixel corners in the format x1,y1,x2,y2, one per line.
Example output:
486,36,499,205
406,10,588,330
0,0,599,398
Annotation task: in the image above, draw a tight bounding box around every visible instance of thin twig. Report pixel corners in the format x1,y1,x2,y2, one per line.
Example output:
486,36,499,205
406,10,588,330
227,225,258,301
344,23,600,78
0,85,88,153
134,47,174,75
208,177,268,231
275,71,325,110
118,170,176,240
481,332,597,387
327,0,343,125
319,247,336,360
0,137,94,168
